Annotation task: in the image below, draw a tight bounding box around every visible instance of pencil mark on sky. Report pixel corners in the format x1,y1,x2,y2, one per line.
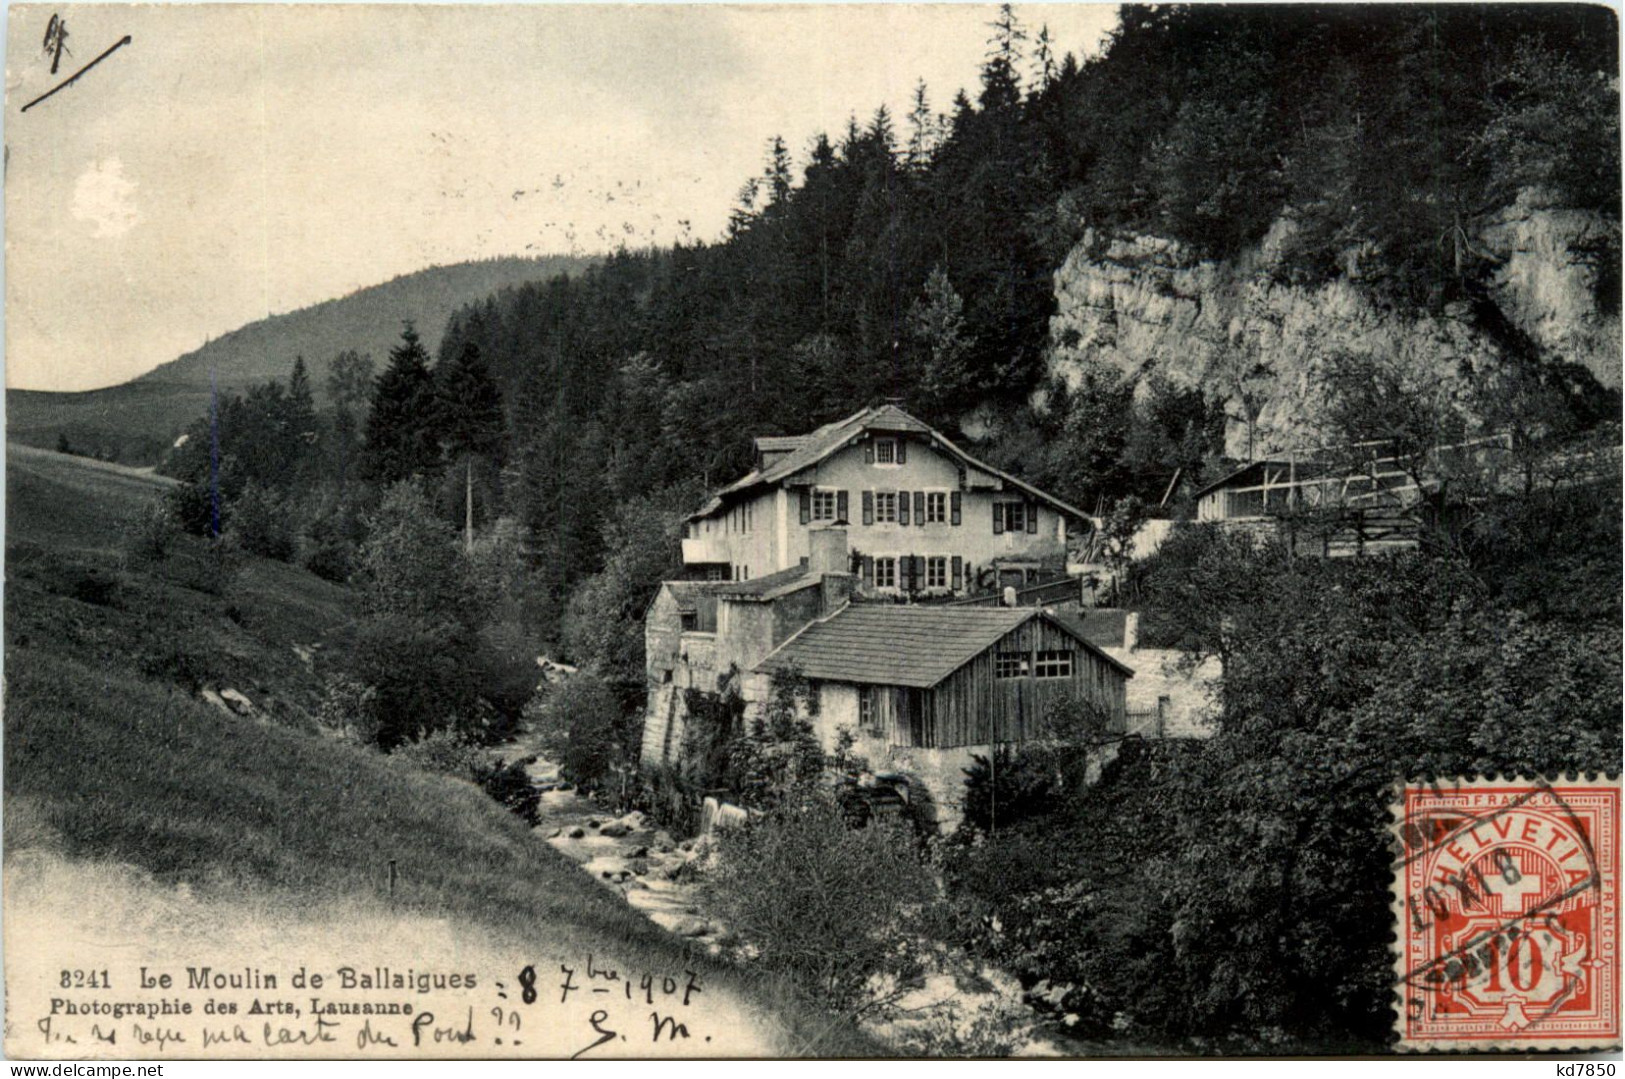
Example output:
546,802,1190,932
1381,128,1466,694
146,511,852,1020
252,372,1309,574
22,33,132,113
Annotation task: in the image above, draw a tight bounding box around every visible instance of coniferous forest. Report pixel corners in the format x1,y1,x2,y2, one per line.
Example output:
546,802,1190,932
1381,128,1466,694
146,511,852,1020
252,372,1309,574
165,5,1620,669
141,4,1622,1051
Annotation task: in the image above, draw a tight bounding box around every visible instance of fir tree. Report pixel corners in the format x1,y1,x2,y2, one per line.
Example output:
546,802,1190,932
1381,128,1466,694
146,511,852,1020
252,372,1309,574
362,323,441,484
981,3,1026,112
905,80,941,171
436,340,506,463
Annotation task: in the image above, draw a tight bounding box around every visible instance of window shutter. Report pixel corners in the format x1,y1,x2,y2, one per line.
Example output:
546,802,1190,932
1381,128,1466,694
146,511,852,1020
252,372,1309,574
799,488,811,524
896,439,907,465
861,490,874,526
836,489,849,523
912,554,925,590
992,501,1004,534
951,490,962,526
862,555,875,588
951,555,963,590
864,440,875,464
898,490,910,526
1026,502,1039,534
914,491,925,525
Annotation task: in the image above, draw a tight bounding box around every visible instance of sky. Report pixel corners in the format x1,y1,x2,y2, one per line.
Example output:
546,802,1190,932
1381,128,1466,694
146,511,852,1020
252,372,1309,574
4,3,1120,392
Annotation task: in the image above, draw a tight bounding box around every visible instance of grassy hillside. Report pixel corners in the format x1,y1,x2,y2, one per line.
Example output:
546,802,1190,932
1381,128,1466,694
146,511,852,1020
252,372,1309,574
8,255,592,465
2,445,874,1056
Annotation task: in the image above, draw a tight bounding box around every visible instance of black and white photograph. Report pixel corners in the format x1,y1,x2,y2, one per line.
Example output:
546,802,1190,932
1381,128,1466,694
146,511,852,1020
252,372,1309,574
3,1,1621,1061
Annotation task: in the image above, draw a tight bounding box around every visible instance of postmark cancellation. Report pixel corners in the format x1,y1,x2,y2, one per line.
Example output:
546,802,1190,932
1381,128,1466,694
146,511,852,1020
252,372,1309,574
1391,776,1620,1051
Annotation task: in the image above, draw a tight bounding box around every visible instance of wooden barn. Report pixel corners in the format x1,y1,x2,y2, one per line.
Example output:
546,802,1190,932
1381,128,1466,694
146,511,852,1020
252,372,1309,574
755,604,1132,825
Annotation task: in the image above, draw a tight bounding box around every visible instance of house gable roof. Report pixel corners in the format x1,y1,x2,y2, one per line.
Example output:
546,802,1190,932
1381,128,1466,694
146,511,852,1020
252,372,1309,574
754,435,809,454
712,564,819,601
690,404,1088,522
755,604,1132,689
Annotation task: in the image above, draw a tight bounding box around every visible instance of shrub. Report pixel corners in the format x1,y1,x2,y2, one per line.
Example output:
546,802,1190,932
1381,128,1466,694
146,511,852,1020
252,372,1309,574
316,671,379,743
229,482,296,561
703,793,936,1017
348,616,483,749
166,480,222,538
892,999,1033,1058
126,498,180,564
527,670,640,804
639,763,702,836
298,493,369,583
471,757,542,826
389,728,484,777
388,732,540,827
958,748,1061,835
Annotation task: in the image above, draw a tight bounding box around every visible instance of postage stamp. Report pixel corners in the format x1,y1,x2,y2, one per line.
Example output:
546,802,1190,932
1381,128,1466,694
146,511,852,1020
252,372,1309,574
1392,776,1620,1051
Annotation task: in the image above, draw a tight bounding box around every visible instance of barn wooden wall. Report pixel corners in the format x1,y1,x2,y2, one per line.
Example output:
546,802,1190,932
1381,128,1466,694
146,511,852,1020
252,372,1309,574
901,620,1127,748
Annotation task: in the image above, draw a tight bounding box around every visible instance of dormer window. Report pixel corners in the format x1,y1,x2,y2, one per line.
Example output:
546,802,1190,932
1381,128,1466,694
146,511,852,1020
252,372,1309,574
865,436,906,466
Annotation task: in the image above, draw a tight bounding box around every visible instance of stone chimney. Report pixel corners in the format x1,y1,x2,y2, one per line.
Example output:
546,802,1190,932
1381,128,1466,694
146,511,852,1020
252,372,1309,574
1123,610,1140,653
809,525,848,576
809,525,855,616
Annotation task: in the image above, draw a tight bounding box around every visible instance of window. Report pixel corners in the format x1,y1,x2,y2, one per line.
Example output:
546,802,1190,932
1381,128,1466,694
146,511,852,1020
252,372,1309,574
994,652,1030,679
875,438,896,464
858,687,879,733
875,492,898,523
704,566,726,582
680,612,698,632
812,489,838,520
994,501,1026,533
925,491,947,524
1035,650,1074,678
875,557,897,589
926,556,947,589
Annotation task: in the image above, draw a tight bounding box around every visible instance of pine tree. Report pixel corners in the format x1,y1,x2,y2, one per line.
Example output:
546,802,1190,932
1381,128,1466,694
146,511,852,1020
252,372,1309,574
1031,25,1057,92
326,349,376,416
326,349,375,492
908,265,975,413
284,355,320,484
763,135,793,208
981,3,1026,112
362,323,441,484
905,80,941,171
437,340,506,463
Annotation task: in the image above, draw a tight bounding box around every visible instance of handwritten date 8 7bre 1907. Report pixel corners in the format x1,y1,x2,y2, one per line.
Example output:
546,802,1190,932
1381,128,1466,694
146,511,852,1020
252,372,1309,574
38,958,707,1058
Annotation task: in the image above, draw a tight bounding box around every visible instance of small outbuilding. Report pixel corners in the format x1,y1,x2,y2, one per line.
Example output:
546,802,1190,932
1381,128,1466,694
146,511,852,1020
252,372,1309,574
755,603,1132,828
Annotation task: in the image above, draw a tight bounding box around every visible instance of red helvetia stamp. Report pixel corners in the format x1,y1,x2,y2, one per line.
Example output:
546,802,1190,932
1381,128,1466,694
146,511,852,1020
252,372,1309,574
1392,776,1620,1050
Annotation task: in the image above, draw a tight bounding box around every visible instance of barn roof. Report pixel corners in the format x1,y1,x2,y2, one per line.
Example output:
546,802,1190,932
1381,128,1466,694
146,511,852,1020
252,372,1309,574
756,604,1132,689
689,404,1088,523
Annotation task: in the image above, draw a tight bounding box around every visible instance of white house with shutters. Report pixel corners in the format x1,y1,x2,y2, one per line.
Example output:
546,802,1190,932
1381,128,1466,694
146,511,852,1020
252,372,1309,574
679,404,1088,597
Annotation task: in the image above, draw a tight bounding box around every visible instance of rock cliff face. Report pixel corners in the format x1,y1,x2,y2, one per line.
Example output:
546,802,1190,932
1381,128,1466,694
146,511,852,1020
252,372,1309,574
1044,195,1619,458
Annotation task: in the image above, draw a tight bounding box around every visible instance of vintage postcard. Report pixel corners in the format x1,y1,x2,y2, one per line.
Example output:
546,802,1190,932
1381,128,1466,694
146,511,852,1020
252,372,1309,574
4,1,1621,1062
